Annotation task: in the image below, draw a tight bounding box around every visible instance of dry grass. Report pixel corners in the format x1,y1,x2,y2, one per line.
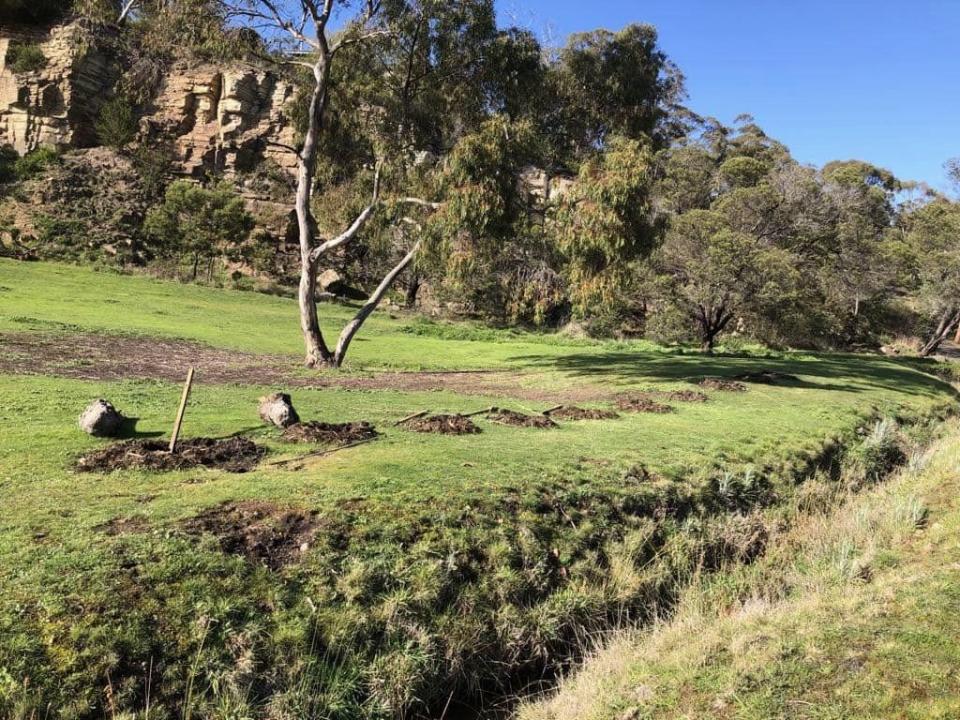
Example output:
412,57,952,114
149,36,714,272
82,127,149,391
520,420,960,720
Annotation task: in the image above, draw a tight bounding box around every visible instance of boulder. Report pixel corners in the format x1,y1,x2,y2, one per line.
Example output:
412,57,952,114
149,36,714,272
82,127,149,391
78,399,125,437
259,393,300,429
318,269,342,292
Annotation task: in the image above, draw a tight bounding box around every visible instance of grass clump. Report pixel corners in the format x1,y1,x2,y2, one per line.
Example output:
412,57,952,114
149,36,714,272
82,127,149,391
4,42,47,74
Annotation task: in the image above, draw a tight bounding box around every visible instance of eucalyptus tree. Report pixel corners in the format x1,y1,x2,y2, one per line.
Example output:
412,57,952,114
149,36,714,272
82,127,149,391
218,0,451,368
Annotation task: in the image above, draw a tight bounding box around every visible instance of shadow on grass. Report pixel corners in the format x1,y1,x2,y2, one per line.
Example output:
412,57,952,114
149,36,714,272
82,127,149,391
509,348,960,400
116,418,164,439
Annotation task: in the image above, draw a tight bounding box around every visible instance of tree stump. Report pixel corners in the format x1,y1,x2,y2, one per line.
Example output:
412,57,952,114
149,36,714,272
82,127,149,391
78,399,126,437
259,393,300,429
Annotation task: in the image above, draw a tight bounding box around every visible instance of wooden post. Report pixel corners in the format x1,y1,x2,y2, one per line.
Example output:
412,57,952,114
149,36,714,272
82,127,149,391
169,367,195,454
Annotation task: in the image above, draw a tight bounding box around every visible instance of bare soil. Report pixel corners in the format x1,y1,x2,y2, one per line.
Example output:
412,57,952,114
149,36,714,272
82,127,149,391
488,409,559,428
94,516,150,535
548,406,619,421
281,421,378,445
182,501,318,570
655,389,710,403
698,378,749,392
76,437,265,473
407,414,482,435
615,395,675,413
0,331,609,402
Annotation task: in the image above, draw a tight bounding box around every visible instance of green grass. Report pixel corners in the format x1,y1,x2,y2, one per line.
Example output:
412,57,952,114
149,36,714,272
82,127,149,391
0,260,957,719
520,422,960,720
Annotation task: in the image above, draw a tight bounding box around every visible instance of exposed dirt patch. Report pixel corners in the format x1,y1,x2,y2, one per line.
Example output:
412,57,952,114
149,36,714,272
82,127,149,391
182,501,318,570
94,516,150,535
656,389,710,403
0,331,610,402
407,414,482,435
548,406,619,421
76,438,265,473
698,378,749,392
281,421,378,445
488,409,558,428
615,395,675,413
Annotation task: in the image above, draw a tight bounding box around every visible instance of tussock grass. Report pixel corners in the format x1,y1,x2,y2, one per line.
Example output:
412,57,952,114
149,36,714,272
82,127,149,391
520,419,960,720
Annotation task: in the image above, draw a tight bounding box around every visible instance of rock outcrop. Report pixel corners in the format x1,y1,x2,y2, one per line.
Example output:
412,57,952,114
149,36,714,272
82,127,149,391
0,22,116,153
1,22,299,182
143,61,298,178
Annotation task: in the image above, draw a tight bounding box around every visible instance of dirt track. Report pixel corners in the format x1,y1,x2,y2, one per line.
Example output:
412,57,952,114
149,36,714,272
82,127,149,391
0,331,611,402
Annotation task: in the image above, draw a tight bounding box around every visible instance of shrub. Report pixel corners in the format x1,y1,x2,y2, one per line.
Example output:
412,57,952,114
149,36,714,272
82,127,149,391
95,97,138,150
13,146,58,180
4,42,48,74
0,145,17,185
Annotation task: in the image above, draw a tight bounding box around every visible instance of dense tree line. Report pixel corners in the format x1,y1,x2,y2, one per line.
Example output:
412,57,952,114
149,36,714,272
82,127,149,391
2,0,959,362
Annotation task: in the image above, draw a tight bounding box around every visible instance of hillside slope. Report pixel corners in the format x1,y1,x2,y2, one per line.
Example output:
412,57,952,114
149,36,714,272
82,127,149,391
521,419,960,720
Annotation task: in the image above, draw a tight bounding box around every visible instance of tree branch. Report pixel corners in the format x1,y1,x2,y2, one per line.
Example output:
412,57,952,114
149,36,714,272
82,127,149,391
310,165,383,262
334,239,421,364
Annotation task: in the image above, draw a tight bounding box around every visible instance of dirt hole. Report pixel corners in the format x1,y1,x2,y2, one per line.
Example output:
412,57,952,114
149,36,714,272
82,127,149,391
182,501,318,570
407,414,482,435
615,395,675,413
76,438,266,473
698,378,749,392
488,409,558,428
94,516,150,536
282,421,378,445
548,406,619,421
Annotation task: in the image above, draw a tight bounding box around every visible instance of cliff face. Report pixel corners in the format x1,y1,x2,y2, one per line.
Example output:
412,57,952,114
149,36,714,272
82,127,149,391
144,62,299,178
0,22,299,181
0,22,116,153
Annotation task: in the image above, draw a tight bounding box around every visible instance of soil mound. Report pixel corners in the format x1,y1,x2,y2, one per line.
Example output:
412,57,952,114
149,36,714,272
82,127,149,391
615,395,675,413
183,501,317,570
76,437,265,473
698,378,748,392
657,389,710,403
488,409,558,428
408,414,481,435
548,406,619,421
282,421,378,445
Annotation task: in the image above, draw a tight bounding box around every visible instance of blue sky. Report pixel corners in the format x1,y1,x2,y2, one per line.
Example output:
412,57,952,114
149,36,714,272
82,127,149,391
496,0,958,190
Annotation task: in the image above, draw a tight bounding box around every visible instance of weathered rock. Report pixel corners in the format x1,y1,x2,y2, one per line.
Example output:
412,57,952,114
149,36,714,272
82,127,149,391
78,399,125,437
0,22,117,153
318,269,342,291
258,392,299,429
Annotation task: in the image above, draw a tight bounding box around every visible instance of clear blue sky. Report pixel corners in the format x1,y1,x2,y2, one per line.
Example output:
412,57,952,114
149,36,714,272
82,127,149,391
496,0,958,190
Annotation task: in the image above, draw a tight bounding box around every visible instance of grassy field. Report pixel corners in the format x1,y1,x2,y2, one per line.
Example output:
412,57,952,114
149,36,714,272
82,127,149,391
0,260,957,719
521,420,960,720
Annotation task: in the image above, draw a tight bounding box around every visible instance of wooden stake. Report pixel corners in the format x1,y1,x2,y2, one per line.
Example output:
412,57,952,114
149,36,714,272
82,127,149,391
268,437,376,468
395,410,430,426
169,367,195,454
542,405,564,416
459,406,496,418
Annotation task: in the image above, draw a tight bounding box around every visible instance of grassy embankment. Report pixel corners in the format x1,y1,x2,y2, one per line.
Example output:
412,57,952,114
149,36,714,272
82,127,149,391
0,260,956,718
521,420,960,720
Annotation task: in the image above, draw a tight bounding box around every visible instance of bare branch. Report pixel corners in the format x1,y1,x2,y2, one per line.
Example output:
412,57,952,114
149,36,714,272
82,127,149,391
310,165,383,262
334,239,421,363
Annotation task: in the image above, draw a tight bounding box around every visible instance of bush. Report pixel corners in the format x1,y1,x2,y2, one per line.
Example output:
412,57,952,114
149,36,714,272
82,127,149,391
13,146,58,180
4,42,48,74
0,145,17,185
95,97,138,150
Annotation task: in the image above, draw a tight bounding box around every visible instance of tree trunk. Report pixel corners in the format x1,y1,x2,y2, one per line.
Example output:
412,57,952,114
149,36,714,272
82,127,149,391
920,307,960,358
405,271,421,309
296,56,335,368
333,241,421,366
